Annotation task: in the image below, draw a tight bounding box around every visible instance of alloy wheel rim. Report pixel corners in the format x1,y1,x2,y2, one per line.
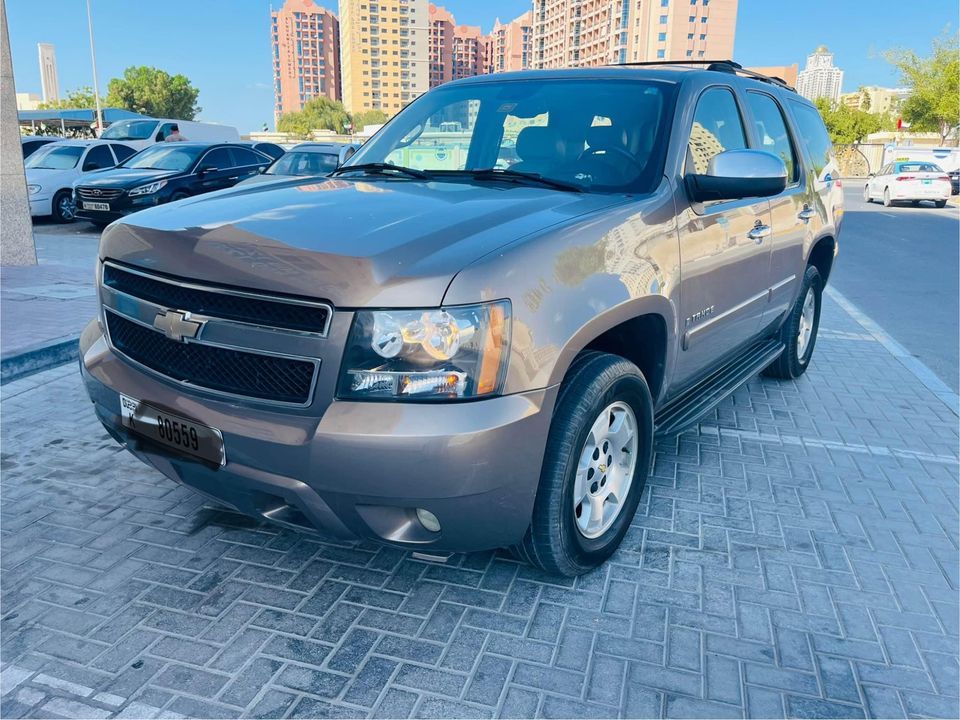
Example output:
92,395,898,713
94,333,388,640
573,400,639,539
797,287,816,359
59,195,76,220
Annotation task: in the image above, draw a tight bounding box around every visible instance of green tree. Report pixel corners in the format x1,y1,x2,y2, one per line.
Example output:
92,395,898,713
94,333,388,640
349,109,388,131
105,66,201,120
277,96,351,138
884,32,959,143
37,86,98,110
814,98,889,145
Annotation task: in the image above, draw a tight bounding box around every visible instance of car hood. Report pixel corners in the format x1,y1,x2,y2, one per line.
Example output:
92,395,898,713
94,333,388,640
100,177,627,307
79,167,180,188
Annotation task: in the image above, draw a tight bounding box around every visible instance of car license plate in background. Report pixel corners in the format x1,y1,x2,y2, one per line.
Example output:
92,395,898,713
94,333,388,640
922,180,932,185
119,394,225,466
82,201,110,211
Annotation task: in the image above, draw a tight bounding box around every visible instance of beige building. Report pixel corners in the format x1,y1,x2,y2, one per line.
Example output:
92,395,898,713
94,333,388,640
15,92,41,111
840,86,910,116
271,0,341,124
532,0,738,69
746,64,799,88
797,45,843,103
486,12,534,73
340,0,429,116
37,42,58,104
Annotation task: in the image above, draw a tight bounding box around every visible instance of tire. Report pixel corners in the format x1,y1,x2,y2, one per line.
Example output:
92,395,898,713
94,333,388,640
863,185,872,203
935,200,947,208
51,190,76,223
764,265,823,380
512,351,654,576
883,188,893,207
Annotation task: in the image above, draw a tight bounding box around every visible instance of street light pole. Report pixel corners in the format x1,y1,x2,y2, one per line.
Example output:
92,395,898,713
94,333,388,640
85,0,104,134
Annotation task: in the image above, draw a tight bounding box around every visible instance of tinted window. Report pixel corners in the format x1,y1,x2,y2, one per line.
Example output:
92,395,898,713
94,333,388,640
122,144,204,171
110,144,136,163
267,151,339,176
229,147,267,167
687,87,747,175
747,92,797,182
789,102,834,177
83,145,115,171
351,79,676,193
199,148,233,170
25,145,85,169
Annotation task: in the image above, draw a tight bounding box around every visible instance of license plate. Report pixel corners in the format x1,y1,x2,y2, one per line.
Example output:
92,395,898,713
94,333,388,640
82,201,110,211
119,394,225,466
922,180,932,185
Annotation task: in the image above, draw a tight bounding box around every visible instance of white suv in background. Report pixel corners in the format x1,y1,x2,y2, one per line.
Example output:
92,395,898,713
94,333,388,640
26,140,137,222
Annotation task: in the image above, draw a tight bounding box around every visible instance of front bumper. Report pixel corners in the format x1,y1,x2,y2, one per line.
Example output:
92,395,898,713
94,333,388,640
80,319,557,552
74,193,161,223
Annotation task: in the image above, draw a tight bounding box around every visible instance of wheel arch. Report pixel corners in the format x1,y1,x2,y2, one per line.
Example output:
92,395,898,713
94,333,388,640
807,234,836,285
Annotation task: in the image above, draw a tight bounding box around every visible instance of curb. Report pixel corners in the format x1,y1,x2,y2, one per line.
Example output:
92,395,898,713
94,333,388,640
1,336,80,384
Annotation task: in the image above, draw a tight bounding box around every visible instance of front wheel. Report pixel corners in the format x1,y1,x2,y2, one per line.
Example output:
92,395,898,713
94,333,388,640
51,190,76,223
513,351,653,576
764,265,823,380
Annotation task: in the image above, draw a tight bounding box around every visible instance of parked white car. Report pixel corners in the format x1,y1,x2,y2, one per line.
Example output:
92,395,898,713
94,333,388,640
99,119,240,150
864,161,951,208
26,140,137,222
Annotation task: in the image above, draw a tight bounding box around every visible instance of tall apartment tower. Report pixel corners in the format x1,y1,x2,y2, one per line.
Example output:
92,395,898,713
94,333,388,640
428,4,455,87
797,46,844,103
271,0,341,124
37,43,59,104
532,0,738,69
486,12,533,73
340,0,429,116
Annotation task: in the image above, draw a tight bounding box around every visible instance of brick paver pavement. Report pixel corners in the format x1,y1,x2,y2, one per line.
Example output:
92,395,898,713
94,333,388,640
1,295,957,719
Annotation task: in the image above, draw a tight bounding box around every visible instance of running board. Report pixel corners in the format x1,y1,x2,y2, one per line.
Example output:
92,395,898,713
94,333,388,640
654,339,785,437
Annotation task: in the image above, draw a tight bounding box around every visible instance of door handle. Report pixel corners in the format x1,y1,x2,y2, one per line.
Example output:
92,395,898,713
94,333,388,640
747,224,771,243
228,176,239,181
798,206,816,221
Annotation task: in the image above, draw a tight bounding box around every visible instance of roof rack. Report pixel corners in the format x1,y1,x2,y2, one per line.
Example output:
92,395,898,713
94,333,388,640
609,59,795,92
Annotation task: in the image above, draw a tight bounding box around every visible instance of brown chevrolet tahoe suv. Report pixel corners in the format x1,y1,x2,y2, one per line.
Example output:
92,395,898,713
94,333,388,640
81,62,843,576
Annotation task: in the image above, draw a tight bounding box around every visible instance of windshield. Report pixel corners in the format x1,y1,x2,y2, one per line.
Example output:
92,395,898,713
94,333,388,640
267,150,339,176
24,145,84,170
120,144,204,171
101,120,159,140
349,78,676,193
896,162,942,173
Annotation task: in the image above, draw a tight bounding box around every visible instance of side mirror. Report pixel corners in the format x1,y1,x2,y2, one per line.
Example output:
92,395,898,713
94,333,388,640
258,166,267,174
686,149,787,203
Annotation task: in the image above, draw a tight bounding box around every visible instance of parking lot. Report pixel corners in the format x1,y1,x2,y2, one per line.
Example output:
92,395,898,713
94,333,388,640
2,272,958,718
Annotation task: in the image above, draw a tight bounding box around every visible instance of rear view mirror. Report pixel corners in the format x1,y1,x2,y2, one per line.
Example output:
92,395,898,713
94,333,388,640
686,149,787,202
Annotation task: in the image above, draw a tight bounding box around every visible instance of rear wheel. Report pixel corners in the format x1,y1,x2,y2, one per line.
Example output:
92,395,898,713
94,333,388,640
883,188,893,207
863,184,872,203
51,190,76,223
513,351,653,576
764,265,822,380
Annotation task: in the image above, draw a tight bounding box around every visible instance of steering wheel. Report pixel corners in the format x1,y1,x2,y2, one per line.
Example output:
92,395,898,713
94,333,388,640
579,146,644,171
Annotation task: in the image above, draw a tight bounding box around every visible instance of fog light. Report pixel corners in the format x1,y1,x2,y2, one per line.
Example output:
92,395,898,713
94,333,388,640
416,508,441,533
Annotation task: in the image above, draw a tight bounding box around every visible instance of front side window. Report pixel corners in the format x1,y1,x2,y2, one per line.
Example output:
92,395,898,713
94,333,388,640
121,144,204,171
350,79,676,193
229,148,267,167
101,120,159,141
687,87,747,175
199,148,233,170
25,145,85,170
747,92,797,182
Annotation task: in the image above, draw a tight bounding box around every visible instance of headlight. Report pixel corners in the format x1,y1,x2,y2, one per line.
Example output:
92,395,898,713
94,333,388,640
128,179,167,196
27,184,41,195
338,301,511,401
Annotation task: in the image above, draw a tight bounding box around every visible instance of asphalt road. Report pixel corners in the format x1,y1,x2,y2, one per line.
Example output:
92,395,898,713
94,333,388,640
831,185,959,392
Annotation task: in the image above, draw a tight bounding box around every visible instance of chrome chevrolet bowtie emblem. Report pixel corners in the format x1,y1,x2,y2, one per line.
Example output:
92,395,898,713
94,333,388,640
153,310,203,343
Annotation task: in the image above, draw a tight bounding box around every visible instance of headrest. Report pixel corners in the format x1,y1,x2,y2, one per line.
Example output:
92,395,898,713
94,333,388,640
516,126,565,162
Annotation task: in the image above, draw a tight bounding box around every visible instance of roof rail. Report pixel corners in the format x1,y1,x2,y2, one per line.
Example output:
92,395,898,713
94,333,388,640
609,59,795,92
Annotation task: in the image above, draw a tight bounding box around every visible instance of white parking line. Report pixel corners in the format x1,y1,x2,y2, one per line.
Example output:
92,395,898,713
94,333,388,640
826,286,959,415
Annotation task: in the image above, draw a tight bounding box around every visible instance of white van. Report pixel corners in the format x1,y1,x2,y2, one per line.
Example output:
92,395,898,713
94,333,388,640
99,119,240,150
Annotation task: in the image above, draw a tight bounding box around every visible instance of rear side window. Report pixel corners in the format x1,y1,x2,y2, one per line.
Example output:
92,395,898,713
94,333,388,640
790,102,834,177
110,144,136,163
687,87,747,175
229,147,267,167
747,92,798,182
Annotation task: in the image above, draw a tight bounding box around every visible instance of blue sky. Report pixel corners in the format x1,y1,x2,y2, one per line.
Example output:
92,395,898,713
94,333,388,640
6,0,956,133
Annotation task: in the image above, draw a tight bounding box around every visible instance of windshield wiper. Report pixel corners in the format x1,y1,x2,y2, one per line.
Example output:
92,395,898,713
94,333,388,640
462,168,583,193
330,162,431,180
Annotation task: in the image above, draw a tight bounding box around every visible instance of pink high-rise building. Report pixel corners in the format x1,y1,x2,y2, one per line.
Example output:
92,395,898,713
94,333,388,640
486,12,533,74
271,0,341,124
428,4,456,87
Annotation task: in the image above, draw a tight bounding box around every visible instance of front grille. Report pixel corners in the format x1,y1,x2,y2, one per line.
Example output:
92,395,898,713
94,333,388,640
103,263,330,334
77,187,125,201
106,312,316,404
